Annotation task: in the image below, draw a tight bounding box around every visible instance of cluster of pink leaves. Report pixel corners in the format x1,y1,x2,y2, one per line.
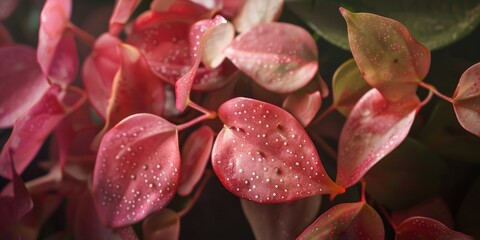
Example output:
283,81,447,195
0,0,479,239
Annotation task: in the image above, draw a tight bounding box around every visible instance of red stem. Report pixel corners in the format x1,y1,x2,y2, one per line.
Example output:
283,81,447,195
67,22,95,46
179,170,212,218
308,104,336,128
177,114,211,131
419,81,452,103
420,89,434,107
378,204,398,230
188,100,217,119
360,179,366,202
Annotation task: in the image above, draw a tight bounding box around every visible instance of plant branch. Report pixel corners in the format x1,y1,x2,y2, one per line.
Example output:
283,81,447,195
188,100,217,119
67,22,95,46
360,179,366,203
308,104,336,128
419,81,452,103
177,114,211,131
420,89,434,107
179,170,212,218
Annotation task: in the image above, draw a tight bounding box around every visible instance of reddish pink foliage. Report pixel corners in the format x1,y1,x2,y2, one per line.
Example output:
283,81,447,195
220,0,247,17
0,85,67,179
225,22,318,93
109,0,141,35
93,113,180,227
282,91,322,126
0,44,49,128
298,201,384,240
82,33,121,119
178,125,214,196
233,0,283,33
212,97,343,203
336,89,420,188
396,217,473,240
452,62,480,137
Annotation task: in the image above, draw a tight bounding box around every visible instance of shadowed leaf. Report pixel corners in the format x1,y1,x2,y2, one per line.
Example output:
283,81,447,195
283,90,322,127
396,217,473,240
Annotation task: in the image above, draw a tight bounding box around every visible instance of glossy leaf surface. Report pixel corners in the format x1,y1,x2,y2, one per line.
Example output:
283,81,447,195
364,138,447,210
241,196,321,240
93,113,180,227
109,0,141,35
332,58,371,117
287,0,480,51
0,44,49,128
396,217,473,240
225,22,318,93
82,33,121,119
452,62,480,137
0,86,66,179
178,125,214,196
298,202,384,240
142,208,180,240
233,0,283,33
282,90,322,127
212,97,343,203
341,8,430,102
336,89,420,188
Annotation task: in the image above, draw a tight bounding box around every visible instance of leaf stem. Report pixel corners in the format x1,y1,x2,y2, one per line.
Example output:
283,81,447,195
188,100,217,119
360,179,366,202
179,170,212,218
377,203,398,230
419,82,452,103
67,22,95,46
308,104,335,128
65,85,87,113
420,89,434,107
176,114,211,131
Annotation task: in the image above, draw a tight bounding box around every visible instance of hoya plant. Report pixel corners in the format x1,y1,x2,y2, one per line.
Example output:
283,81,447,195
1,0,480,239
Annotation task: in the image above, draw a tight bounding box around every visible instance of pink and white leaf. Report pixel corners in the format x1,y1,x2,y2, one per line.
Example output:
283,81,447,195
178,125,214,196
395,217,473,240
225,22,318,93
282,91,322,127
93,113,180,228
336,88,420,188
340,8,430,102
297,202,384,240
0,85,67,179
452,62,480,137
109,0,141,35
0,44,49,128
82,33,121,119
212,97,343,203
233,0,283,33
202,21,235,69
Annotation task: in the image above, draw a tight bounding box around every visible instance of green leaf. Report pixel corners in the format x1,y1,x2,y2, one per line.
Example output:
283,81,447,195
364,138,448,210
286,0,480,51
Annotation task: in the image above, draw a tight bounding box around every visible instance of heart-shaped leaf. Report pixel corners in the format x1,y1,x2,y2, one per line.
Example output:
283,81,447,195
178,125,214,196
82,33,121,119
109,0,141,35
101,44,165,134
93,113,180,227
175,15,229,111
233,0,283,33
452,62,480,137
142,208,180,240
0,44,49,128
241,196,321,240
396,217,473,240
287,1,480,51
212,97,343,203
340,8,430,102
0,85,67,179
364,138,447,210
336,88,420,188
225,22,318,94
297,201,384,240
332,58,371,117
37,0,78,85
392,197,454,228
282,90,322,127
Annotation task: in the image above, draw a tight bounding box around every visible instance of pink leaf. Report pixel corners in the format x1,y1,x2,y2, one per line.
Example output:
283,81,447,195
37,0,78,85
102,44,165,133
202,21,235,69
0,85,67,179
241,196,321,240
175,15,229,112
233,0,283,33
142,208,180,240
340,8,430,102
392,197,454,228
82,33,121,119
220,0,247,18
93,113,180,227
109,0,141,35
297,201,384,239
212,97,343,203
282,91,322,127
396,217,473,240
225,22,318,93
452,62,480,137
336,88,420,188
178,125,214,196
0,44,49,128
150,0,176,12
